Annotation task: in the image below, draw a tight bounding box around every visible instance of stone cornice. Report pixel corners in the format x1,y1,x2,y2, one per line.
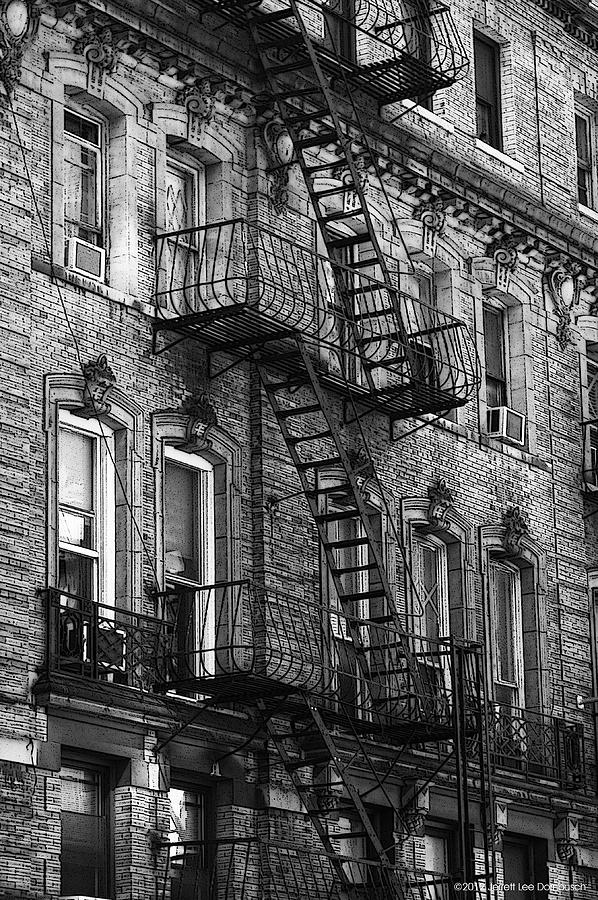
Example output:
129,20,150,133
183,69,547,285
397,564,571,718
532,0,598,50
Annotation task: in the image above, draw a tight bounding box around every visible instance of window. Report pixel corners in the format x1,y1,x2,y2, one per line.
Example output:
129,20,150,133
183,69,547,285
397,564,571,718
502,835,548,900
412,534,449,641
576,108,594,208
164,446,216,682
164,156,205,304
584,345,598,485
424,825,456,875
167,782,212,900
474,33,502,150
403,270,441,390
490,561,523,707
64,109,104,247
60,762,111,898
483,302,507,408
58,410,115,605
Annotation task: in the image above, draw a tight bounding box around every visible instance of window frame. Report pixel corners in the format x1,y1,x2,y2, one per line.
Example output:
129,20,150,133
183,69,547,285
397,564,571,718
474,31,502,151
411,532,449,642
583,344,598,485
57,409,116,609
60,757,113,899
64,107,105,249
482,300,509,409
489,559,524,708
165,154,206,236
575,105,595,209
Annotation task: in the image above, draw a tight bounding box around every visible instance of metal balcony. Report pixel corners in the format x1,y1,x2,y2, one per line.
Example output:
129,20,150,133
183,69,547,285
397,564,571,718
188,0,468,105
490,703,585,790
43,584,483,744
153,219,480,420
159,838,475,900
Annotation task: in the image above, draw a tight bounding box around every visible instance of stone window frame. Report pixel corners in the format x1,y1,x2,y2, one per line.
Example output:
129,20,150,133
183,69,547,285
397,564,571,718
44,373,144,611
45,53,143,297
576,316,598,492
152,412,243,590
574,93,598,213
473,258,536,453
471,22,517,162
480,526,548,713
402,497,476,642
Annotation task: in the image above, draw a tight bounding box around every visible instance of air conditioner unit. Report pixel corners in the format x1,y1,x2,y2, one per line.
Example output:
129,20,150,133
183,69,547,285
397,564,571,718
487,406,526,446
67,237,105,281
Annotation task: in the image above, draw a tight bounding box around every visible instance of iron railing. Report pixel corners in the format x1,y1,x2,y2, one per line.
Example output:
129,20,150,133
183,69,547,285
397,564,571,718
43,587,166,691
44,584,483,740
154,219,480,409
159,838,476,900
490,703,585,790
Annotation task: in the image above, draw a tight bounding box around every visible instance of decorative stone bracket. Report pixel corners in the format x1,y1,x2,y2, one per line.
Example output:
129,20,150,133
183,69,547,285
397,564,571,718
501,505,529,557
262,119,295,214
0,0,40,98
489,798,510,850
395,782,430,845
180,393,218,446
74,21,118,96
488,235,519,293
418,197,446,256
176,80,215,143
77,353,117,418
426,478,454,530
554,813,580,865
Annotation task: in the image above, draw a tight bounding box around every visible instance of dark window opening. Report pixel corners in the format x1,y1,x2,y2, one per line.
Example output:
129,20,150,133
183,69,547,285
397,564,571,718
483,304,508,408
60,762,111,898
474,33,502,150
576,111,594,208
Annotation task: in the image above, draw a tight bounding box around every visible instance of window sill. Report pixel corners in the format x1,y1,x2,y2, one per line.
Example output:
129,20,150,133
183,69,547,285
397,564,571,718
32,255,154,317
401,100,455,133
475,139,525,174
579,203,598,224
480,433,549,470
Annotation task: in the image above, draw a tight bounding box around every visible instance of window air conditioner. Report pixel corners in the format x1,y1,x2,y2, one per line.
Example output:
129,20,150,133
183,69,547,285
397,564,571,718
487,406,526,446
67,236,105,281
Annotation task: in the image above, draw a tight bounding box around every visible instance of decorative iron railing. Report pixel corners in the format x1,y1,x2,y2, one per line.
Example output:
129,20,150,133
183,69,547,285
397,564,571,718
43,584,483,739
490,703,585,790
43,588,167,691
154,219,479,408
159,838,476,900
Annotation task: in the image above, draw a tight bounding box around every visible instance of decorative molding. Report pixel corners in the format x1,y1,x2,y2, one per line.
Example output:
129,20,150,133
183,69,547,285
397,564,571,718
74,23,119,96
489,798,509,850
332,155,370,214
176,79,215,143
488,235,519,293
544,252,588,349
0,0,40,98
426,478,454,530
501,505,529,557
262,119,294,214
554,813,580,864
395,782,430,844
418,197,446,256
180,393,218,446
78,353,116,418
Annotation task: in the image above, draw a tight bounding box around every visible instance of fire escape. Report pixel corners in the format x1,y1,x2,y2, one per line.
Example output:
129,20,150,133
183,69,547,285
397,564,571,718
152,0,485,896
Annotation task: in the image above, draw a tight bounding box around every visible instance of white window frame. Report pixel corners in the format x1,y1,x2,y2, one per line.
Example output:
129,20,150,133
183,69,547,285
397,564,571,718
58,409,115,611
482,298,510,410
165,155,206,233
164,445,216,680
575,104,596,211
64,107,105,248
490,560,524,708
412,532,449,640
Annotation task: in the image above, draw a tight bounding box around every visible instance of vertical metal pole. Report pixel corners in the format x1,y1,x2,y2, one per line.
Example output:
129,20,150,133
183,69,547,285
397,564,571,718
452,641,474,893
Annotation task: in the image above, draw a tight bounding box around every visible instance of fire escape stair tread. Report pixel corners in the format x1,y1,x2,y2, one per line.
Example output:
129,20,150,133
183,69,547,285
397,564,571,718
323,536,370,550
321,207,365,223
316,508,361,523
287,430,333,445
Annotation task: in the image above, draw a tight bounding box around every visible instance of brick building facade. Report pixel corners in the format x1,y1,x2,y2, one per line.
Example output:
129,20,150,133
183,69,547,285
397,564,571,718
1,0,598,897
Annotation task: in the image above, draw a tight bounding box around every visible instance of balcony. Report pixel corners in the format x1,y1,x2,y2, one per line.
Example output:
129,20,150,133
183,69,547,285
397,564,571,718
189,0,468,105
159,838,474,900
153,219,480,420
43,584,483,744
490,703,585,790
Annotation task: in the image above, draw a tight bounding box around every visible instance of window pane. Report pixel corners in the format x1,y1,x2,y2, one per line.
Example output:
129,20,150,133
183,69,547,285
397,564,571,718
494,566,517,686
167,163,197,232
168,788,206,843
59,427,95,511
576,114,591,165
59,548,96,601
424,832,449,874
65,110,100,145
65,139,100,232
61,766,107,897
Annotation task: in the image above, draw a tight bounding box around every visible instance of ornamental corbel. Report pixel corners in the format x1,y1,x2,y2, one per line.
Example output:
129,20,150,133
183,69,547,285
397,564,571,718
418,197,446,256
0,0,40,99
544,253,587,350
77,353,116,418
176,79,214,144
427,478,454,530
554,813,579,865
488,235,519,293
262,119,294,214
501,505,529,557
181,393,217,445
74,24,118,97
394,783,430,845
332,156,370,213
489,798,510,851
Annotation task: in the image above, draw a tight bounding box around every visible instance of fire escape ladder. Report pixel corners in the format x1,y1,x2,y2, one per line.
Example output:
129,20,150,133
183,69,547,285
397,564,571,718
249,0,409,382
257,337,426,702
259,697,405,898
